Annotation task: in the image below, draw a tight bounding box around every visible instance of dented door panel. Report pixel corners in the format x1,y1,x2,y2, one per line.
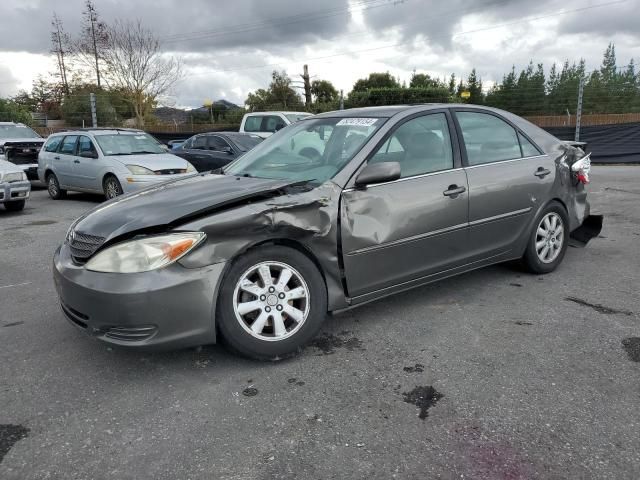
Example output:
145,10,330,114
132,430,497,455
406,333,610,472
340,170,469,297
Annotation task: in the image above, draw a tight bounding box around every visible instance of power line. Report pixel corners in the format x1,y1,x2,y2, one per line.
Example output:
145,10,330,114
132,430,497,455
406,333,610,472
178,0,628,79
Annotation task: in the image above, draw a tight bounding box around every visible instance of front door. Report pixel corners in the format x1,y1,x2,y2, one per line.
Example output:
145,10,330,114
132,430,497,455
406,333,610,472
453,109,556,260
340,111,469,298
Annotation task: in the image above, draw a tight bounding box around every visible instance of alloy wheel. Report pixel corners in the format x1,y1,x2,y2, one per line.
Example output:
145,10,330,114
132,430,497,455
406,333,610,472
535,212,565,264
232,261,310,341
105,178,122,199
48,176,58,197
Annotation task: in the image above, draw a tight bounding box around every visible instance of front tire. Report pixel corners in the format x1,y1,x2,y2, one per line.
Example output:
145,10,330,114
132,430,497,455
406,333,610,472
47,173,66,200
522,201,569,274
103,175,123,200
216,245,327,360
4,200,25,212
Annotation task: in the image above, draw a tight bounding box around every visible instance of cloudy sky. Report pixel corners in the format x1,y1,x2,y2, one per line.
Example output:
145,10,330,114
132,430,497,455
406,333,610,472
0,0,638,108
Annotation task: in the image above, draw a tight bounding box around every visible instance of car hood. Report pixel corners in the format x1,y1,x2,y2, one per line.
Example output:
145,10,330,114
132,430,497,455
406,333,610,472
72,173,302,242
110,152,191,170
0,159,24,173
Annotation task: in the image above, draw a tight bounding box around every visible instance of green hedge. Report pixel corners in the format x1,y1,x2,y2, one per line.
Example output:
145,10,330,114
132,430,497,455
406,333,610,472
346,87,453,108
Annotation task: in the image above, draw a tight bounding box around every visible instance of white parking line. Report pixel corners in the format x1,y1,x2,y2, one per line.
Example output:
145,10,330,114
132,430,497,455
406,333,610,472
0,282,32,290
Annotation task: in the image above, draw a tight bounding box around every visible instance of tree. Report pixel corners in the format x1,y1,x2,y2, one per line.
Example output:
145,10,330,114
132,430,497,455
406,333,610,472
74,0,109,87
0,98,32,124
51,13,71,94
409,72,441,89
244,71,302,111
466,68,483,104
352,72,400,91
310,79,338,103
447,74,457,96
100,19,182,127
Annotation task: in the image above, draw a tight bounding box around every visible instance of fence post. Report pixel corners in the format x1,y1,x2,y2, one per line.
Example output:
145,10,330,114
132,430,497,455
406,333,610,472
89,93,98,128
574,78,584,142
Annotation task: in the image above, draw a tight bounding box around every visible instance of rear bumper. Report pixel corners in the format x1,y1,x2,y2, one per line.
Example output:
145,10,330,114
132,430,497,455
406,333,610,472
53,244,226,350
1,180,30,202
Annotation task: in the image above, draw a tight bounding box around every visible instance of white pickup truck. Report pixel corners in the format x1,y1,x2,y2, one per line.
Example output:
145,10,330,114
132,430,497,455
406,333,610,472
239,111,329,160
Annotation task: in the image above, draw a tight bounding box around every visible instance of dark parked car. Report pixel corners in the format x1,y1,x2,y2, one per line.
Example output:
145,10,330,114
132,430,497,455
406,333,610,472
54,105,600,360
172,132,263,172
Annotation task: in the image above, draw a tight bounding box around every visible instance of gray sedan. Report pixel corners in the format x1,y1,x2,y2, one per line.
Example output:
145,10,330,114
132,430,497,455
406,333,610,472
53,104,600,359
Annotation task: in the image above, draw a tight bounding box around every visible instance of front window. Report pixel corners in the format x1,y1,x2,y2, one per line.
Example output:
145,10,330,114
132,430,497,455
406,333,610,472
0,124,41,139
284,113,312,123
224,117,386,184
94,133,165,156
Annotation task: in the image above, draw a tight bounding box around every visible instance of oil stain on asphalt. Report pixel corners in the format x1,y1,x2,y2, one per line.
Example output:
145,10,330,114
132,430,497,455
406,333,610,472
565,297,634,316
621,338,640,362
309,333,363,354
0,424,29,463
403,364,425,373
402,386,444,420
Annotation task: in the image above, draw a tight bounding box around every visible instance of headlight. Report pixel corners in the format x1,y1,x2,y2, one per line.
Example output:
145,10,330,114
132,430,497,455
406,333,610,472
126,164,155,175
3,172,25,183
186,163,196,173
85,232,206,273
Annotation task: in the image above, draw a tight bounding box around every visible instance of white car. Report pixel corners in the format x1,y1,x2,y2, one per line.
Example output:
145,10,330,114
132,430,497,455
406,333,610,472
0,122,45,183
38,128,197,200
239,111,312,138
239,111,330,161
0,159,30,212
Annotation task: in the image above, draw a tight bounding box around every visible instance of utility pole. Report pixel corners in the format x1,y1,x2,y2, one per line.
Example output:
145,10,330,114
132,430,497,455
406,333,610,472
575,77,585,142
89,92,97,127
87,1,101,87
301,64,312,108
339,90,344,110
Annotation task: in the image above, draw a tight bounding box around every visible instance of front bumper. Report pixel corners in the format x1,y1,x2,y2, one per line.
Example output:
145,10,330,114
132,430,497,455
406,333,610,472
117,173,192,194
53,245,226,350
1,180,30,202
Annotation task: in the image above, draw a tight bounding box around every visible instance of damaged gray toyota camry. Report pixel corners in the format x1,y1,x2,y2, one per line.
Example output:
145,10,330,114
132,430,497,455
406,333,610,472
54,104,601,359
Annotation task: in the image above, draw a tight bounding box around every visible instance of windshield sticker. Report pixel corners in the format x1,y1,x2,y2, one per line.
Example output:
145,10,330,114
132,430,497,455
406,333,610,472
336,118,378,127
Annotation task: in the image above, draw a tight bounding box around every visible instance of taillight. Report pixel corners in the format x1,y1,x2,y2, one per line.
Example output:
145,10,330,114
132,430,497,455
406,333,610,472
571,153,591,184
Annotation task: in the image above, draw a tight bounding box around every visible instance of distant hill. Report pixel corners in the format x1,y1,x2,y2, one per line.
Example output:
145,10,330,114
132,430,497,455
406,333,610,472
154,100,241,124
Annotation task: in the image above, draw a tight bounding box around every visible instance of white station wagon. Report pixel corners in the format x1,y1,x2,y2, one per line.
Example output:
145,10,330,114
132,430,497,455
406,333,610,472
38,128,196,200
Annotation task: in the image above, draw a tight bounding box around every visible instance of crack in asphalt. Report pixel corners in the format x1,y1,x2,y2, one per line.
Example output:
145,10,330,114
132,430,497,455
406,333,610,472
565,297,635,316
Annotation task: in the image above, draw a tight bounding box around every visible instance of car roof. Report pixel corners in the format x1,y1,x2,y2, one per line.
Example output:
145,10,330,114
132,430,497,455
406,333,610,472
50,128,145,136
0,122,26,126
245,111,311,116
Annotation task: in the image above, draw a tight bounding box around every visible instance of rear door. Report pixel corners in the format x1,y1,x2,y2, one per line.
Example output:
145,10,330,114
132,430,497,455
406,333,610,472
203,135,236,170
178,135,210,170
73,135,101,191
55,135,79,187
340,111,469,298
453,109,555,259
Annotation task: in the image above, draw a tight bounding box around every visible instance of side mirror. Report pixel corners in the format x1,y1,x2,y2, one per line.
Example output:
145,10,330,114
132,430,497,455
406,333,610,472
80,151,98,159
222,146,233,154
354,162,401,188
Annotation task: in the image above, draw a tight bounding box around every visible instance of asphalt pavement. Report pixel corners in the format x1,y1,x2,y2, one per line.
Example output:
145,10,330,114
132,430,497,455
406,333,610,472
1,166,639,479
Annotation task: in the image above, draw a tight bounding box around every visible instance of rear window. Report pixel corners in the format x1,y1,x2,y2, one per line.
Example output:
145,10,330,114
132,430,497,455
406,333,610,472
243,116,263,132
0,124,41,139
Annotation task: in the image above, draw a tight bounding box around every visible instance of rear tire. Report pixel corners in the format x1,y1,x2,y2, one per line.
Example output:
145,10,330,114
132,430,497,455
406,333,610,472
103,175,123,200
46,173,66,200
216,245,327,360
4,200,25,212
522,201,569,274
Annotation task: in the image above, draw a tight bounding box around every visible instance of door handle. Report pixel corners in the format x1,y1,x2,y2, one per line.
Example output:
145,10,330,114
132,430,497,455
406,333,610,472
443,185,466,197
534,167,551,178
73,160,80,164
54,156,60,160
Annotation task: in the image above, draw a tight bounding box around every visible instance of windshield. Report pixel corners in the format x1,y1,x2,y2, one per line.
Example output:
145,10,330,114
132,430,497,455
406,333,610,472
228,134,263,151
285,113,312,123
0,124,41,139
94,133,165,155
224,117,385,184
